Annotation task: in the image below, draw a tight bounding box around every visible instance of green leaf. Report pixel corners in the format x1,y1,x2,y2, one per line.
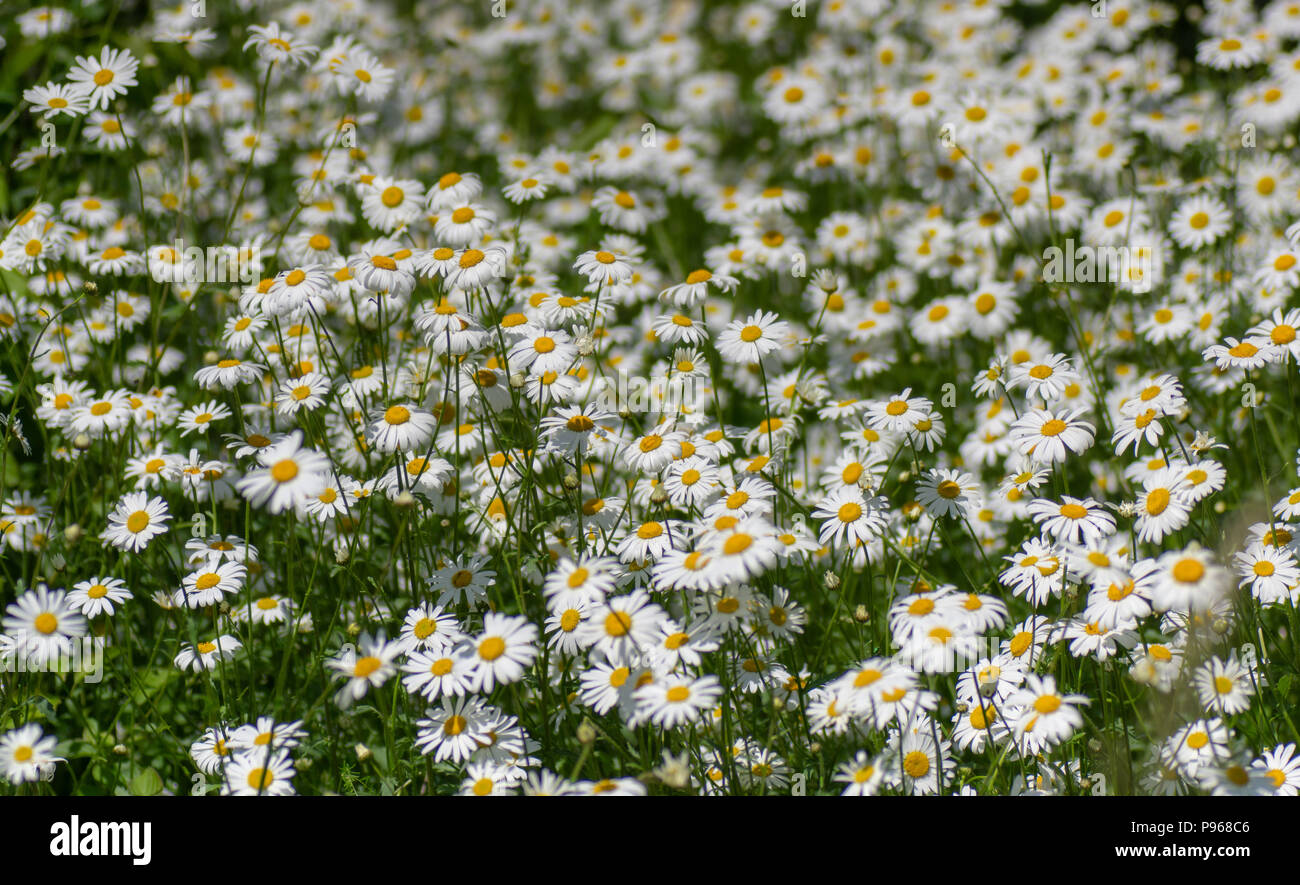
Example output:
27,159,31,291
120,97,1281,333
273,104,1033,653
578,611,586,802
129,767,163,796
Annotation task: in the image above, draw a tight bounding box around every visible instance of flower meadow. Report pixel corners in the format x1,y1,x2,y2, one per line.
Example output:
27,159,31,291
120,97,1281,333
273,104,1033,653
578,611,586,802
2,0,1300,800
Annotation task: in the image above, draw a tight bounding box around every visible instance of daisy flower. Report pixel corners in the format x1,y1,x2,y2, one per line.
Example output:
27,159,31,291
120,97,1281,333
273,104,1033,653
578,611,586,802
635,675,723,728
1133,545,1232,613
235,431,330,514
573,249,635,287
865,389,932,434
3,586,87,666
243,22,318,67
415,696,493,762
101,492,171,552
1168,194,1231,250
328,634,402,709
177,400,233,436
460,613,539,693
446,245,510,290
1007,674,1089,748
177,560,247,608
67,576,132,617
812,486,889,548
1202,336,1276,371
1026,496,1116,546
659,267,740,308
174,635,243,672
367,404,437,454
222,750,296,796
1194,653,1257,715
1008,408,1095,463
1253,743,1300,796
23,82,91,119
66,46,139,111
503,174,549,204
0,724,59,785
914,468,979,519
716,309,790,364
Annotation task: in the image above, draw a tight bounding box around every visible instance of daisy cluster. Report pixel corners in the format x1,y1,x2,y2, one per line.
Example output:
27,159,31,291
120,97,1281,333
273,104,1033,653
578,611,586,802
1,0,1300,797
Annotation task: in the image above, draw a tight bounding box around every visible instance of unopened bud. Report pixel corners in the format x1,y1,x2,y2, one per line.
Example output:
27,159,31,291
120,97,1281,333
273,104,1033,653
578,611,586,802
73,433,92,450
393,490,416,509
563,472,580,491
852,604,869,623
650,486,668,505
355,743,372,762
577,721,597,745
83,280,98,296
509,372,526,389
203,350,219,365
575,335,594,356
112,744,128,756
346,622,361,637
824,571,841,591
335,545,350,565
64,523,84,544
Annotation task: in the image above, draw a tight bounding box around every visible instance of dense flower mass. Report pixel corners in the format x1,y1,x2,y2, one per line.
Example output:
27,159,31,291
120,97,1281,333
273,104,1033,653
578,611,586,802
2,0,1300,799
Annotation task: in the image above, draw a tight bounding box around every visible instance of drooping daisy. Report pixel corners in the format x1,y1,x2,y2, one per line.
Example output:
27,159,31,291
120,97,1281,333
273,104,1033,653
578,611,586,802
328,634,402,709
1026,495,1116,546
174,634,243,672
